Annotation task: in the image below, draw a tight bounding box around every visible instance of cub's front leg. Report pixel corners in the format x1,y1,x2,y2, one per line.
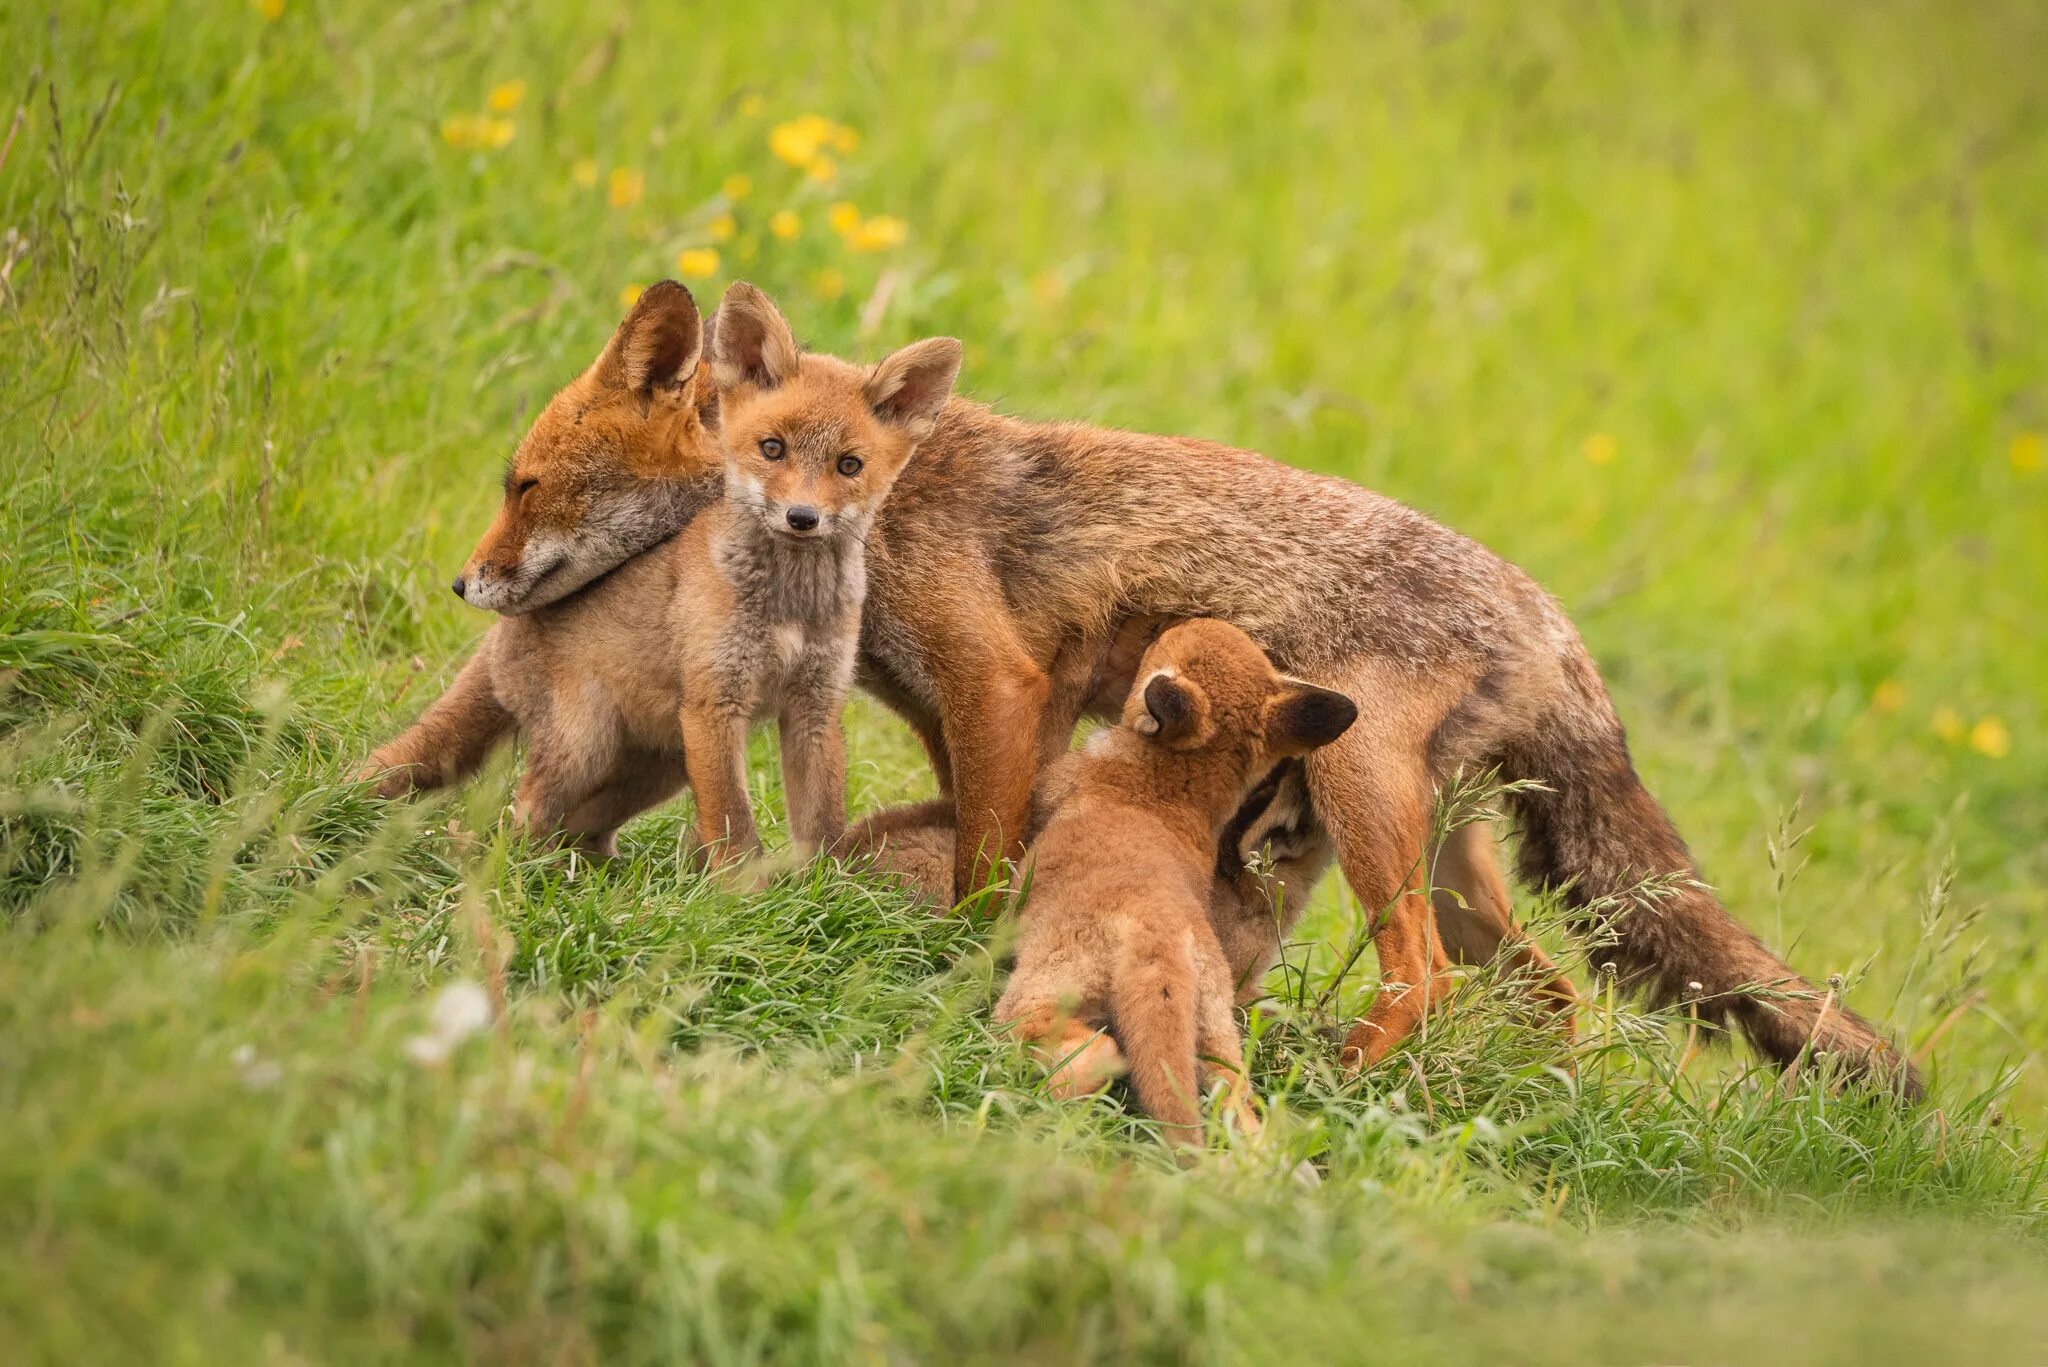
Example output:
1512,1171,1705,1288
778,704,847,855
680,699,760,867
778,633,856,855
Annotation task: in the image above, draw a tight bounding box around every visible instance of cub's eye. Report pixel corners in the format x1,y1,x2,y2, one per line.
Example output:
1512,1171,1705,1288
836,453,864,477
516,477,540,495
759,437,786,461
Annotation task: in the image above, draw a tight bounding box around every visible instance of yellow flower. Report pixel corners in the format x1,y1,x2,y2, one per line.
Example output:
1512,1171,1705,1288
254,0,284,19
2012,432,2045,474
676,247,720,280
1969,717,2012,759
768,209,801,241
769,114,833,167
827,201,862,234
487,80,527,113
440,115,482,150
1031,270,1067,307
608,167,645,210
1582,433,1618,465
831,124,859,153
442,115,514,151
571,157,599,188
738,92,767,119
619,283,645,310
848,214,908,253
805,155,838,183
707,212,737,243
1871,680,1905,713
721,173,753,202
811,267,846,301
1931,706,1965,744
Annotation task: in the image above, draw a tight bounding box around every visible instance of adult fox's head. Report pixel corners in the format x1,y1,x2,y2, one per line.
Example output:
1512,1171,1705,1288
454,282,722,613
707,282,960,542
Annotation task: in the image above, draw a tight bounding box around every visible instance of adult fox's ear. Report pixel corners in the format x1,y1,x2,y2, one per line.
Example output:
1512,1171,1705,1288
689,312,722,427
1265,682,1357,756
594,280,703,404
1134,669,1214,748
710,281,801,391
864,337,962,442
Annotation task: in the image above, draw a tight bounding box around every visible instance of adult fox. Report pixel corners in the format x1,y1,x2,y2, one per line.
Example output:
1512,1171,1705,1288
390,280,1916,1096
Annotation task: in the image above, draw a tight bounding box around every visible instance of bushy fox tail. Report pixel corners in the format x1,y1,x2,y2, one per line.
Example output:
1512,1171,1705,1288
1112,925,1208,1143
1502,651,1921,1101
358,649,515,798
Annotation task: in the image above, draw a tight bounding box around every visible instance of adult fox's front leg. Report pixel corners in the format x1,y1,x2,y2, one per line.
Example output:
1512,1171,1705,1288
358,648,513,798
916,582,1051,899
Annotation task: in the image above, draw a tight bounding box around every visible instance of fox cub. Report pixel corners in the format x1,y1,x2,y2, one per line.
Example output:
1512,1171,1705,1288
679,283,962,865
994,619,1357,1147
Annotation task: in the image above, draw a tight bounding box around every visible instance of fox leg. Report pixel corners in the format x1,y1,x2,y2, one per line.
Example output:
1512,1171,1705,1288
556,750,689,858
1306,663,1465,1070
778,700,849,856
832,799,957,906
680,702,760,866
993,985,1127,1098
511,718,621,844
1193,939,1258,1137
923,598,1051,900
358,648,513,798
1430,821,1578,1026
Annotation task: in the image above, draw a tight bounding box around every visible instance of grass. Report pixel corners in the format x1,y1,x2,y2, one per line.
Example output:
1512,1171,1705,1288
3,0,2046,1360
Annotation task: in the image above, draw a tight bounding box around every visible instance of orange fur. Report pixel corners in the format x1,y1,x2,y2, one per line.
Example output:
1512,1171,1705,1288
993,619,1358,1147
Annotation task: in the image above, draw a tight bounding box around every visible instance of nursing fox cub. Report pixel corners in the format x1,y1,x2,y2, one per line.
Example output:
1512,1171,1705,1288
995,619,1357,1144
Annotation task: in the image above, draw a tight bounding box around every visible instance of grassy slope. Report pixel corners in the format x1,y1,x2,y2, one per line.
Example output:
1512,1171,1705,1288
3,0,2046,1360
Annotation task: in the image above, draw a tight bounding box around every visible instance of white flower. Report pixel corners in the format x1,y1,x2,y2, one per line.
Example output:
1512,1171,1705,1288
404,980,493,1067
430,981,493,1038
231,1042,283,1090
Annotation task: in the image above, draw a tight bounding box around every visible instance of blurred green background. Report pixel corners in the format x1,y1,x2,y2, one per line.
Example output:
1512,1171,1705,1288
3,1,2046,1360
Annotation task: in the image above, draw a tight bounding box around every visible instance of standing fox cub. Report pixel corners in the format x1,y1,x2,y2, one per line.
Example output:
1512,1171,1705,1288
996,619,1357,1146
676,285,960,865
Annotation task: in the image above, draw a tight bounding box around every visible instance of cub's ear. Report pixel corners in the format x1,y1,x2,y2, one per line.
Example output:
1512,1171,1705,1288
1265,682,1357,756
711,281,801,392
595,281,703,404
864,337,962,442
1134,669,1213,748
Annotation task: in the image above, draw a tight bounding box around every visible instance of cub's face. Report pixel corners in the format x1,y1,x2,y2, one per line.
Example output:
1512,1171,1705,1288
719,359,922,541
454,282,721,614
707,282,961,543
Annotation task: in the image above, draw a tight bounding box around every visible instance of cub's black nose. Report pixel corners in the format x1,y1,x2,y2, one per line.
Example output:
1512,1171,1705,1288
785,506,820,532
450,575,468,600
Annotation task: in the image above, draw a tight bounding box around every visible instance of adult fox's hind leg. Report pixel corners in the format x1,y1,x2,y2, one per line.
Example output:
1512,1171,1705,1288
556,750,689,858
1304,661,1462,1070
1431,822,1578,1026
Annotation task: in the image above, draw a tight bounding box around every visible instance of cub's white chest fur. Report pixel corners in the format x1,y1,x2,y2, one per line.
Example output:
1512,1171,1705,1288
772,622,809,668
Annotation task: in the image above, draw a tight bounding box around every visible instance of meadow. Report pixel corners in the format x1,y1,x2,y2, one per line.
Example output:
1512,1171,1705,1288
3,0,2046,1360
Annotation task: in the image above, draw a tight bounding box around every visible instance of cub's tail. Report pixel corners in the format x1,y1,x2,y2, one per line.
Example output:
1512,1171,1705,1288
1112,925,1208,1143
